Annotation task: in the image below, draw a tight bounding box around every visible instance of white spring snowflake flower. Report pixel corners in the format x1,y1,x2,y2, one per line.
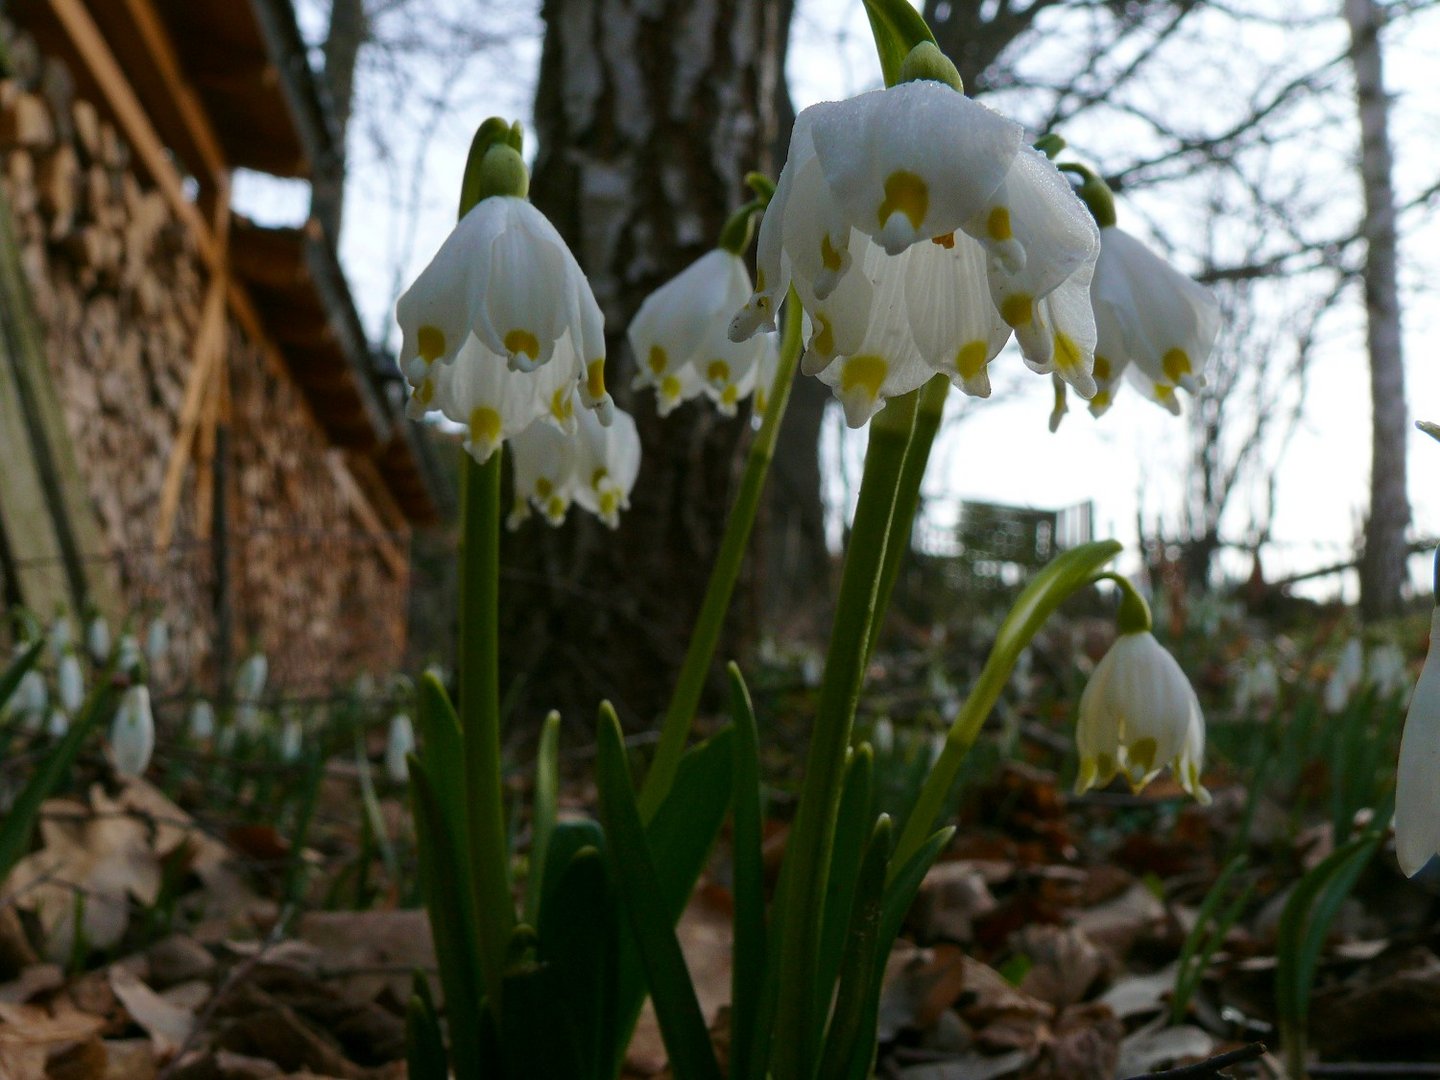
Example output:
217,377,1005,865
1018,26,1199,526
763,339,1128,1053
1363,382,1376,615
86,615,111,664
1396,609,1440,881
110,685,155,780
397,195,614,448
629,249,774,417
188,699,216,742
572,406,641,530
732,81,1099,425
507,420,578,529
386,713,416,784
1087,224,1220,416
236,652,268,704
1075,630,1209,803
58,651,84,714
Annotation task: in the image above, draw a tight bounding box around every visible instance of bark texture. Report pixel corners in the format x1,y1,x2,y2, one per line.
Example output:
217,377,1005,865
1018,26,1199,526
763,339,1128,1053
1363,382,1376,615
1345,0,1410,620
314,0,368,238
507,0,788,725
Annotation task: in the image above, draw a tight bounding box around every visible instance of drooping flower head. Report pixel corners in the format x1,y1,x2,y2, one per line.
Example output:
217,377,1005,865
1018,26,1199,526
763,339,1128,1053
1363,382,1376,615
386,713,416,784
572,406,641,530
396,118,615,463
731,46,1101,426
1075,577,1209,803
110,685,155,780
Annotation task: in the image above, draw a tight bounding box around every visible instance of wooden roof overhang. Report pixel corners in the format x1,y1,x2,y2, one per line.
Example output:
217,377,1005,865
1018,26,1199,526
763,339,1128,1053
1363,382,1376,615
10,0,441,526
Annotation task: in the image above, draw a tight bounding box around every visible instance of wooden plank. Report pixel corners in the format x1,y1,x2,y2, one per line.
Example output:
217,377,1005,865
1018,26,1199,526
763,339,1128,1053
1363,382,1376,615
0,180,119,616
325,452,409,580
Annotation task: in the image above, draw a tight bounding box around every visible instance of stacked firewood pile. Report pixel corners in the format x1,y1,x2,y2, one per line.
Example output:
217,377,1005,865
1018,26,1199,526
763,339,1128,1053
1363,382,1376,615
0,23,407,692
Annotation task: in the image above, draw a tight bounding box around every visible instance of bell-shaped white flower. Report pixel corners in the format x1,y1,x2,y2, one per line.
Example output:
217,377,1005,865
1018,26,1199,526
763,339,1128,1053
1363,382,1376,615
110,685,155,779
236,652,268,704
48,615,73,662
629,247,779,418
1393,610,1440,881
572,406,641,529
116,634,143,675
13,669,48,721
46,708,68,739
1396,608,1440,880
1368,642,1410,698
1324,637,1364,714
1075,630,1209,803
145,620,169,665
397,195,614,440
507,420,578,529
386,713,415,784
279,715,304,763
733,87,1098,425
1090,224,1219,407
750,333,784,421
58,652,84,714
86,615,111,664
188,699,216,742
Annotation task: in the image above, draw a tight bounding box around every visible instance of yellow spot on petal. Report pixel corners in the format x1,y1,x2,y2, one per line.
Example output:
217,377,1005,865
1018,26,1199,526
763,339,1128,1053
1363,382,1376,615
587,359,607,402
1001,293,1034,327
504,328,540,360
660,375,681,401
416,378,435,406
551,388,574,423
707,360,731,384
1096,752,1117,783
755,388,769,415
1093,355,1113,381
1126,737,1158,781
756,268,767,291
592,467,610,489
821,233,844,272
417,325,446,362
812,313,835,357
840,354,888,400
1163,348,1192,383
1054,331,1085,373
1090,389,1112,410
469,406,502,448
545,495,567,521
599,489,621,521
986,206,1012,241
648,346,668,375
535,477,553,498
1154,384,1177,406
721,385,739,408
955,340,988,380
877,171,928,232
931,231,955,249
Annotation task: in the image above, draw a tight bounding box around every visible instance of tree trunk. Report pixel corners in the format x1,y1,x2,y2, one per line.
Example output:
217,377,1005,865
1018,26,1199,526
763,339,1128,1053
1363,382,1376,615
506,0,789,727
313,0,368,240
1345,0,1409,620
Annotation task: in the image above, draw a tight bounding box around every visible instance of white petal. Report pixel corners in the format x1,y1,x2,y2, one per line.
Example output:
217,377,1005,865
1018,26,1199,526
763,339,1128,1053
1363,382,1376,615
630,250,752,387
809,82,1022,255
437,333,572,462
476,199,575,371
1397,610,1440,877
795,229,877,374
1015,262,1098,399
732,119,813,341
573,407,641,527
508,421,578,528
395,200,505,373
903,235,1010,398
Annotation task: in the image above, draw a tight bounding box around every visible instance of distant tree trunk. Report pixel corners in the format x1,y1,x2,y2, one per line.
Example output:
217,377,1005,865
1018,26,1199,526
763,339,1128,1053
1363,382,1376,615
507,0,789,727
314,0,368,239
1346,0,1409,620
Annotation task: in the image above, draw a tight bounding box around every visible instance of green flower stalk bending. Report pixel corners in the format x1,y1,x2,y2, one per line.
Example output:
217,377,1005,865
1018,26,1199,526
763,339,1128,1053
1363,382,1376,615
638,291,805,820
769,386,920,1079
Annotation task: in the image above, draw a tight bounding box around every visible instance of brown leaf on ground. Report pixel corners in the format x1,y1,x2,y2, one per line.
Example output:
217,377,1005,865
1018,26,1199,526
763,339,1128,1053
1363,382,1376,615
1014,925,1108,1008
913,863,997,944
109,965,195,1057
1026,1001,1122,1080
291,910,435,1008
0,999,107,1078
1311,955,1440,1060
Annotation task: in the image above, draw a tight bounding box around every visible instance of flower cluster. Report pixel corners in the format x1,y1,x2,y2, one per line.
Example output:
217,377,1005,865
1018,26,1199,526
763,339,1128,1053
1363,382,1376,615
730,76,1103,427
630,249,781,418
397,128,640,531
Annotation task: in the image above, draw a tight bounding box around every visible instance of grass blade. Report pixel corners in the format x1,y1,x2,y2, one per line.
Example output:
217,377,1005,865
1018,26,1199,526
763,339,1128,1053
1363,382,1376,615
727,664,766,1080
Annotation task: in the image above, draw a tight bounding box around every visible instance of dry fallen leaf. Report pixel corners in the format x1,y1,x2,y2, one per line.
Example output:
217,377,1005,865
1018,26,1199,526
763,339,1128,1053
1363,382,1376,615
109,965,196,1057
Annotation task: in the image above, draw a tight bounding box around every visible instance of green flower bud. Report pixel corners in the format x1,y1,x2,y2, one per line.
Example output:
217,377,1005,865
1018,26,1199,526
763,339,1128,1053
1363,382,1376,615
1058,163,1117,228
477,143,530,201
898,41,963,92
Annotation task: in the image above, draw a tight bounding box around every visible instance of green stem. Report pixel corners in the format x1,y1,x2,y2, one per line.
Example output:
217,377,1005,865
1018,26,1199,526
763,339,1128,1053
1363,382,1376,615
1281,1017,1308,1080
769,388,919,1080
459,449,514,1009
865,375,949,663
637,292,805,820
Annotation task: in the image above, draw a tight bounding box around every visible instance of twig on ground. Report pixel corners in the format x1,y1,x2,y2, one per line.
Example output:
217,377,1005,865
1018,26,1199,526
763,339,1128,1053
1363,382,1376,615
1123,1042,1267,1080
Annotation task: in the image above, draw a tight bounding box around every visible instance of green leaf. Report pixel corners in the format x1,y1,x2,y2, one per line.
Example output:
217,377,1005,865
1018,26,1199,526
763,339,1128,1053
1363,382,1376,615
407,760,483,1078
728,665,766,1080
0,669,112,882
819,815,893,1079
615,724,736,1068
1275,830,1381,1027
595,706,723,1080
842,825,954,1080
862,0,939,87
499,940,586,1079
525,711,562,924
815,743,875,1038
0,640,42,709
539,846,619,1079
405,972,448,1080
